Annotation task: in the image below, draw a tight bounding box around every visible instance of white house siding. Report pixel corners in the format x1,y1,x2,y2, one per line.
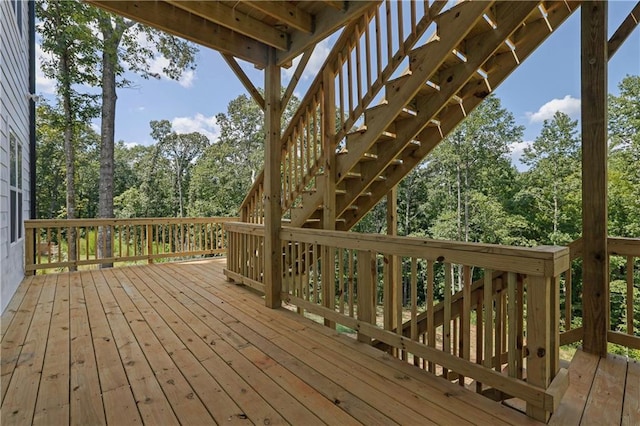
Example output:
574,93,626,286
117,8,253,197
1,0,30,313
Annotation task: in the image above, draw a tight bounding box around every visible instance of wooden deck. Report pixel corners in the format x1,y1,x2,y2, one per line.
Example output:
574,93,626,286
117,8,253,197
1,258,543,425
550,349,639,426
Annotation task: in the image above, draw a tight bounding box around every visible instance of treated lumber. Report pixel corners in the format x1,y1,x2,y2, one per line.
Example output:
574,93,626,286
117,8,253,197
1,275,55,426
128,266,286,424
187,260,539,426
1,276,42,403
581,0,609,357
86,0,268,66
608,2,640,59
92,270,180,425
548,350,599,426
33,274,70,426
622,358,640,426
245,1,313,33
167,0,288,50
222,54,265,110
582,354,627,426
264,48,282,308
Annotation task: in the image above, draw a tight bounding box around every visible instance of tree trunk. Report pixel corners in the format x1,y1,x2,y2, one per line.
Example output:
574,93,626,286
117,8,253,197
61,50,77,271
97,20,123,268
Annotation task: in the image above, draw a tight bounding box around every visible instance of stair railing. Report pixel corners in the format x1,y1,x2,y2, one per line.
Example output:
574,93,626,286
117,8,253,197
240,0,452,223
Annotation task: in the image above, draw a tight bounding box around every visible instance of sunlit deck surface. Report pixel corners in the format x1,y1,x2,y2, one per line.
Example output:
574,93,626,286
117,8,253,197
0,258,627,426
550,350,639,426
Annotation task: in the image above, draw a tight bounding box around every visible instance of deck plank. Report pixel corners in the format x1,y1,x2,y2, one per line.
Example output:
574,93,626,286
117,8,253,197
548,348,600,425
188,261,538,426
1,275,33,341
123,266,267,425
69,270,106,425
621,358,639,426
3,259,632,426
33,273,70,426
141,264,344,425
581,354,627,426
107,268,216,425
1,275,42,404
82,271,141,425
91,270,180,426
1,274,56,425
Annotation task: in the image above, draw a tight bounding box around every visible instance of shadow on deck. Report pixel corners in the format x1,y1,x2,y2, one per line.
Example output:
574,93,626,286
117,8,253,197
0,258,632,425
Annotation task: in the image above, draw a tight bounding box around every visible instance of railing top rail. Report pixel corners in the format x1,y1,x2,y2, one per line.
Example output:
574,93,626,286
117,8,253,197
225,222,569,276
608,237,640,256
25,217,239,228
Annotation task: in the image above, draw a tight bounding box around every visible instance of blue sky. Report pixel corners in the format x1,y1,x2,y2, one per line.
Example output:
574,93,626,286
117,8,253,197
36,2,639,168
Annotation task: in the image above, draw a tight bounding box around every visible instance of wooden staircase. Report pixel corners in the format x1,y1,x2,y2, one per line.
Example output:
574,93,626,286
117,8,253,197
241,1,580,230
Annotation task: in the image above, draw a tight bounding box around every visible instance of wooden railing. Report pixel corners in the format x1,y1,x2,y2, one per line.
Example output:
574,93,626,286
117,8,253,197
224,222,570,421
240,0,450,222
24,217,237,273
561,237,640,352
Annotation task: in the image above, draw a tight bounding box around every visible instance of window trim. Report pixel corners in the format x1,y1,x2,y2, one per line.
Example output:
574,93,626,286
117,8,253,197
9,132,24,244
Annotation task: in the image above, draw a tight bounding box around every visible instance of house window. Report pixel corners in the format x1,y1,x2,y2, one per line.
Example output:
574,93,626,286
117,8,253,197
10,0,22,35
10,133,23,243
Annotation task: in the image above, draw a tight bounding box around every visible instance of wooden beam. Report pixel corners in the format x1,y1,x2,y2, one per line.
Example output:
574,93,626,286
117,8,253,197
581,1,609,357
264,48,282,309
321,65,337,327
86,0,268,67
383,187,399,332
221,54,265,111
245,1,313,34
276,1,376,66
608,1,640,59
166,0,288,51
282,47,315,112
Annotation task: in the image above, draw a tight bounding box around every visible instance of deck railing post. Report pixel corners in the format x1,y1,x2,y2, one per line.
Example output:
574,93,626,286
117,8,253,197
147,224,154,264
526,275,552,422
24,225,35,276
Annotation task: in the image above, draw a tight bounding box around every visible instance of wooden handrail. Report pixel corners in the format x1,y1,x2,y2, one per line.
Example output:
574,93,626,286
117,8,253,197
225,222,570,420
24,217,237,274
561,236,640,350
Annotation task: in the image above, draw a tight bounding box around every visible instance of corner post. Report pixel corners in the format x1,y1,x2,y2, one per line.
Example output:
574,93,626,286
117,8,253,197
25,224,35,276
264,48,283,308
322,66,337,327
384,187,399,333
526,275,552,422
581,0,609,356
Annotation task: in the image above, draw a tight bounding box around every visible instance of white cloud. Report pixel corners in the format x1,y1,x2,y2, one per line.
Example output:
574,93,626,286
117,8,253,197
35,43,56,95
171,113,220,142
509,141,532,171
284,38,332,83
526,95,581,123
147,56,196,88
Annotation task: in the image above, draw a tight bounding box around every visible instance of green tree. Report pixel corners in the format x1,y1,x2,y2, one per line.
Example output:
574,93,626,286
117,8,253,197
150,121,209,217
519,111,582,245
609,75,640,237
188,93,300,216
37,0,100,266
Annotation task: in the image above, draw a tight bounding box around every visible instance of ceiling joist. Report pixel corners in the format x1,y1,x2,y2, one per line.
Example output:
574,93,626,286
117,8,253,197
244,1,314,34
166,0,289,51
276,1,376,66
87,0,268,67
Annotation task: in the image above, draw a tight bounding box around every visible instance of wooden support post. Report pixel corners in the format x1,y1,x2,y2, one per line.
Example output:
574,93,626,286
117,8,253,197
264,48,282,309
581,0,609,357
526,275,552,422
322,66,337,327
384,187,399,332
25,226,35,276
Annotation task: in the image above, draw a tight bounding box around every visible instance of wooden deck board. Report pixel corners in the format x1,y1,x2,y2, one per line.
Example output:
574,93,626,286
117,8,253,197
582,354,627,426
3,258,618,425
622,358,639,426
